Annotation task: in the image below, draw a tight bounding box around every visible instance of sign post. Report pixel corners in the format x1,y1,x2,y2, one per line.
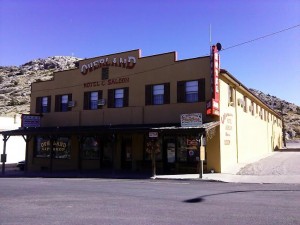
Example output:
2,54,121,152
199,146,205,179
148,132,159,178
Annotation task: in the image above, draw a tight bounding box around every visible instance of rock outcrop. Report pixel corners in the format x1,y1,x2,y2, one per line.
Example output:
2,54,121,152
0,56,80,115
249,89,300,139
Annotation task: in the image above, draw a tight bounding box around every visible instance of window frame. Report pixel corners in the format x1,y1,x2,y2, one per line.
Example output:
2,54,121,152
177,79,205,103
102,67,109,80
55,94,72,112
34,136,71,159
36,96,51,113
107,87,129,108
84,90,103,110
145,83,170,105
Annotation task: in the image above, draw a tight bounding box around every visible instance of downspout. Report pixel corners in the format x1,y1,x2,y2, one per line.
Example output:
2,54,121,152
235,89,239,163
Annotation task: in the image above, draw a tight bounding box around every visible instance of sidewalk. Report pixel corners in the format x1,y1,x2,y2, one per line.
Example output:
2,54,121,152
154,173,300,184
2,169,300,184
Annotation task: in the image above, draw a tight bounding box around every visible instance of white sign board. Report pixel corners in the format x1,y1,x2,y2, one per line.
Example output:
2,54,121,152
149,132,158,138
180,113,202,127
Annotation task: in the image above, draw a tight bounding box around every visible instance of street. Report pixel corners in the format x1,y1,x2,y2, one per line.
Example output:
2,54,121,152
0,178,299,225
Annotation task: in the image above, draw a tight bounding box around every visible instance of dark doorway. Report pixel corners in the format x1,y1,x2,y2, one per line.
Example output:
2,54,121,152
121,137,132,170
163,137,176,173
100,136,114,169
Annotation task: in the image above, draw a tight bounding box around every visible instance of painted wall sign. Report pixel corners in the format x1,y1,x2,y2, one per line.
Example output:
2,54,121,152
81,56,136,75
83,77,130,88
21,114,41,127
221,112,233,145
180,113,203,127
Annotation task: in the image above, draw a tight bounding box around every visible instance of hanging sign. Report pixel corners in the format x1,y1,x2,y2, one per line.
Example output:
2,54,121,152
21,114,41,128
180,113,202,127
149,132,158,138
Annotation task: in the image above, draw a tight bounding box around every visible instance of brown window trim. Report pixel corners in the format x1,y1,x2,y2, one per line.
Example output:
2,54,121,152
145,83,170,105
107,87,129,108
177,78,205,103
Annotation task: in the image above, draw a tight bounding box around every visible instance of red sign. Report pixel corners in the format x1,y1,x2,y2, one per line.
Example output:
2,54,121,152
206,45,220,116
211,45,220,101
206,99,220,116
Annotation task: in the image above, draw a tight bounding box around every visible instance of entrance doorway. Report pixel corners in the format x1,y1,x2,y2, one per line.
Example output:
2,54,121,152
121,137,132,170
163,137,176,173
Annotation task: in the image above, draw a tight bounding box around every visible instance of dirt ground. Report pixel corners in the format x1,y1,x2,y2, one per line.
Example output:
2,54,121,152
237,140,300,175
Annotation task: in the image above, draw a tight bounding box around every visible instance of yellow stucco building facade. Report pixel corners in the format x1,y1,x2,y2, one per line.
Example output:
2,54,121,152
1,48,283,174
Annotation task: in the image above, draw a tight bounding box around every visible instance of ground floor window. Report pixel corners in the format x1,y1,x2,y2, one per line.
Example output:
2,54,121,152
144,135,201,163
144,137,162,161
34,136,71,159
82,137,100,159
177,136,199,162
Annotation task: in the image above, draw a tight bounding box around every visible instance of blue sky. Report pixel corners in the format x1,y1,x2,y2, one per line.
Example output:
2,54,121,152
0,0,299,105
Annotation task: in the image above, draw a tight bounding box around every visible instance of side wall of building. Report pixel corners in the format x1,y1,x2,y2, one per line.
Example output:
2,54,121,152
219,78,283,173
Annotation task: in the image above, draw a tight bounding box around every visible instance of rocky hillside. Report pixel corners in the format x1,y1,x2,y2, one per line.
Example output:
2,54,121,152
0,56,299,139
249,89,300,140
0,56,80,115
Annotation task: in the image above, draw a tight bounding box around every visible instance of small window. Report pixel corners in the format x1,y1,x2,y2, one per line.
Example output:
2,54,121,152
61,95,68,112
243,96,248,112
108,88,129,108
55,94,72,112
177,79,205,103
84,91,103,110
82,137,100,159
153,85,164,105
186,81,198,102
115,89,124,108
36,96,51,113
145,83,170,105
228,86,235,106
251,101,254,115
102,68,109,80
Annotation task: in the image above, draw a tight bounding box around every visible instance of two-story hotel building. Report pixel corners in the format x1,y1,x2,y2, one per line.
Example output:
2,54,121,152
0,48,283,174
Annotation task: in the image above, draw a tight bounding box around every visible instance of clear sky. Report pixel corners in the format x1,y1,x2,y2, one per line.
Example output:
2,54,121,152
0,0,299,105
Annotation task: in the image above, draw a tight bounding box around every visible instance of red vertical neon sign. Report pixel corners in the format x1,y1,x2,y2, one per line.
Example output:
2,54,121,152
206,45,220,116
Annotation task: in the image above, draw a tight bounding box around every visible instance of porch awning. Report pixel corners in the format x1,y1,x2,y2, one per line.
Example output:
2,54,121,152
0,121,220,137
150,121,220,131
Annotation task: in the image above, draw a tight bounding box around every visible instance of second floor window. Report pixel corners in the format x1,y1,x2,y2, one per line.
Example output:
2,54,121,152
36,96,51,113
145,83,170,105
55,94,72,112
177,79,205,103
185,81,198,102
84,91,103,110
108,88,129,108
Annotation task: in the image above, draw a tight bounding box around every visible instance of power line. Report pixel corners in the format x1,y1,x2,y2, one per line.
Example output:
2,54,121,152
221,24,300,51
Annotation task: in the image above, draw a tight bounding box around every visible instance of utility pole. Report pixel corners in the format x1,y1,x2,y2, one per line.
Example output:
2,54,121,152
280,103,286,147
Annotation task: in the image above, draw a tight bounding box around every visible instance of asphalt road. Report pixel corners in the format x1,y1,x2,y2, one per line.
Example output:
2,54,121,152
0,178,299,225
